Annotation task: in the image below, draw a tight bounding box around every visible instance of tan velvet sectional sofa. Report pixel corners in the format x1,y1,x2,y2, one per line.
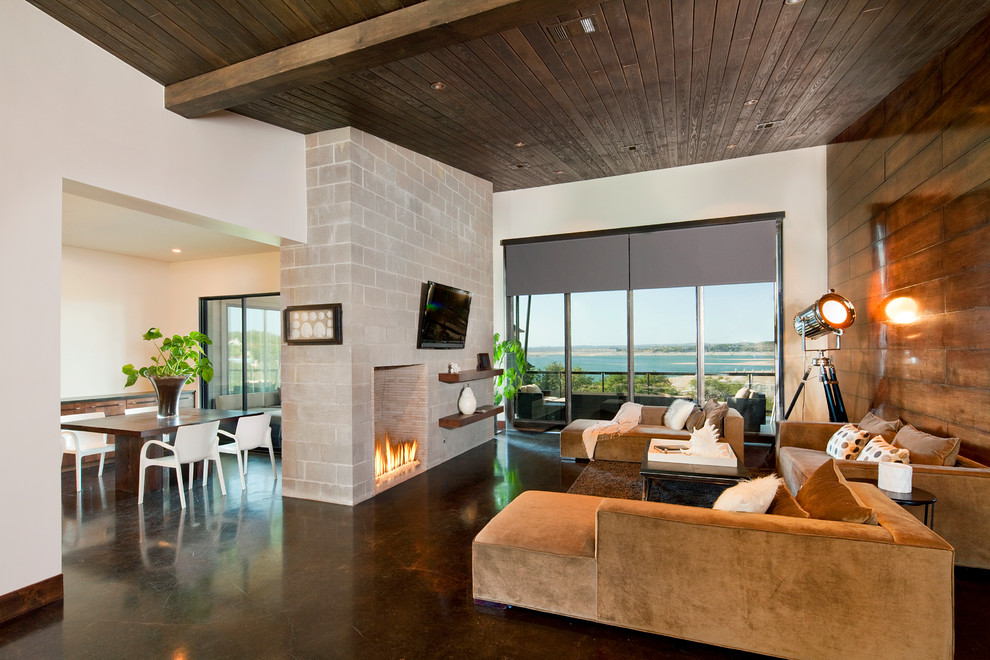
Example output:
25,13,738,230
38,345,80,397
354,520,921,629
777,419,990,569
473,489,954,659
560,404,744,462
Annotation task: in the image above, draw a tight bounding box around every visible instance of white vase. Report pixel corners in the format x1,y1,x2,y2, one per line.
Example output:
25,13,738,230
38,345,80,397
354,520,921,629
458,384,477,415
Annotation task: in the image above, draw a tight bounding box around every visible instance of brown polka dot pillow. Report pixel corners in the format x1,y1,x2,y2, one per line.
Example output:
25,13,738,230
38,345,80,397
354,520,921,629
857,436,911,464
825,424,871,460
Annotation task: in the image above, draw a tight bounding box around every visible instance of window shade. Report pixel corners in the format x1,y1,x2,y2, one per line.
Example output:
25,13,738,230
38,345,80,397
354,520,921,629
504,234,630,296
630,220,777,289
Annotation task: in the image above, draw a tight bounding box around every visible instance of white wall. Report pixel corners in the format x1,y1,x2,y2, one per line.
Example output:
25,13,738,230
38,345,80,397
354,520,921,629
492,147,830,419
0,1,304,600
60,248,280,398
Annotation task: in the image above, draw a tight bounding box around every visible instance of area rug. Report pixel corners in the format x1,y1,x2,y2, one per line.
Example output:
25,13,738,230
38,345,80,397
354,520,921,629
567,460,772,507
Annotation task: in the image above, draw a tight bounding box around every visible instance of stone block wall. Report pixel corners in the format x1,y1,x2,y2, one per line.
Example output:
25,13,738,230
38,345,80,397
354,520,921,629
281,127,494,505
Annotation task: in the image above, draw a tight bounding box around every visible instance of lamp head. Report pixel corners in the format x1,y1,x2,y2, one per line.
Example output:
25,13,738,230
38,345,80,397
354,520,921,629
794,290,855,339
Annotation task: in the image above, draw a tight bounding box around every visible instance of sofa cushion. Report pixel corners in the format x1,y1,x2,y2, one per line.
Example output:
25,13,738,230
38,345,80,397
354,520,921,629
663,399,695,430
768,483,810,518
859,411,902,441
640,406,667,426
858,436,910,464
703,399,729,428
892,425,961,466
713,475,781,513
685,405,706,431
825,424,871,460
630,425,692,441
797,459,878,524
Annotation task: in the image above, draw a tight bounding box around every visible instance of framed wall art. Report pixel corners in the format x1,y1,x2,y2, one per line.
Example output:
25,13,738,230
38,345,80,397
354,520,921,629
284,304,342,345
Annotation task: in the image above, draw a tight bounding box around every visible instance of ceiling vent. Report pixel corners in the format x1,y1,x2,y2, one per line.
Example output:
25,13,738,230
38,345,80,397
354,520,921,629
547,15,600,42
756,119,785,130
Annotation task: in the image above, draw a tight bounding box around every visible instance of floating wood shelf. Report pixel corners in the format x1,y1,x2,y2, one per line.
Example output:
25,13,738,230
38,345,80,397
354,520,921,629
438,368,503,383
438,405,503,429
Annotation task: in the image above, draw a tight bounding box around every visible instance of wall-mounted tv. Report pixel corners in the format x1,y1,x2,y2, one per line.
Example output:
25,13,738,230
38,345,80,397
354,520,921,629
417,281,471,349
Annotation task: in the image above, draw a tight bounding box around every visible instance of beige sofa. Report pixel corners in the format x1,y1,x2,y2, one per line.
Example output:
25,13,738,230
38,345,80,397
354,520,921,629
473,489,953,659
560,405,744,462
777,419,990,569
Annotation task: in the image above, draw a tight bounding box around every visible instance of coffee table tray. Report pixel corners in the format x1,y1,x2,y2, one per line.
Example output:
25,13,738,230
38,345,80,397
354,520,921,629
646,439,737,467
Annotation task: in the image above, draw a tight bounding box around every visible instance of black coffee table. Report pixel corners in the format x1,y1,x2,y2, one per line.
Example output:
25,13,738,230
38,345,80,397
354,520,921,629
640,442,750,501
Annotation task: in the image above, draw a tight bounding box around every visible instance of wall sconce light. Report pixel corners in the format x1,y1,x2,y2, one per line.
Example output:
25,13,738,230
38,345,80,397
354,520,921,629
882,296,919,324
785,289,856,423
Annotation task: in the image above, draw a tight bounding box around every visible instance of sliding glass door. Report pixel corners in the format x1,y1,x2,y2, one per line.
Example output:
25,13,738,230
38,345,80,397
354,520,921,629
200,293,281,410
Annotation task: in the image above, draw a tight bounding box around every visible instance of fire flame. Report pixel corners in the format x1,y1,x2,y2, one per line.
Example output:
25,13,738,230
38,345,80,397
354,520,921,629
375,434,419,481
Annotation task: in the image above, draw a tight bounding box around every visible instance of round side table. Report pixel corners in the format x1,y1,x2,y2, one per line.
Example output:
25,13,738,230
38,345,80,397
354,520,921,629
853,480,936,529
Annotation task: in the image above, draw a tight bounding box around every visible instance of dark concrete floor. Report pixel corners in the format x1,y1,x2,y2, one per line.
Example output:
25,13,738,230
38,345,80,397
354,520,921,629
1,430,988,658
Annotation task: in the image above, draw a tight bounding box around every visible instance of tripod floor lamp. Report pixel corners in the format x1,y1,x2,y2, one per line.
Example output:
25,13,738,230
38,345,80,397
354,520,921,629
783,290,856,423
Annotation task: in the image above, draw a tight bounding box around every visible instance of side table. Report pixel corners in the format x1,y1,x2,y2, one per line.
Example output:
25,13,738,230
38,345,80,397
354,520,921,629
852,480,936,529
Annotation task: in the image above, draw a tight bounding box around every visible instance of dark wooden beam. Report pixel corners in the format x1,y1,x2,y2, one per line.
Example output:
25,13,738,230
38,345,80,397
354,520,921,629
165,0,595,118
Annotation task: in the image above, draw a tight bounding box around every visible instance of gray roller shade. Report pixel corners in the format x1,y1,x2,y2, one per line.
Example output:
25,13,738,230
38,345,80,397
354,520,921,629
505,234,630,296
630,220,777,289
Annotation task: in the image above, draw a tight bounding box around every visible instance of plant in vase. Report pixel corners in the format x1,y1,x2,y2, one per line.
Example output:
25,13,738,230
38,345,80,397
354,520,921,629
122,327,214,417
492,332,527,406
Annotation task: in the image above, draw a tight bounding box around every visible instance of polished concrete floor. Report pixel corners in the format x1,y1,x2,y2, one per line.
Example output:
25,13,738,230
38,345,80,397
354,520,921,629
2,431,989,659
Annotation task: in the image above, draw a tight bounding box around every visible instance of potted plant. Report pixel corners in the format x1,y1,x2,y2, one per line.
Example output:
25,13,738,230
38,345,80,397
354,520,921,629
122,327,214,417
493,332,527,407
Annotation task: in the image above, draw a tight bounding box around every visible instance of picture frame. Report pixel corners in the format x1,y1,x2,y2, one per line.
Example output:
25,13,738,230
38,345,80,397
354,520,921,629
477,352,492,370
284,304,342,345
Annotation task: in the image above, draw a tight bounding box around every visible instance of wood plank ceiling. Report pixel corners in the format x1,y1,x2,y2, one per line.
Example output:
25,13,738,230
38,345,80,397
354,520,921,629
28,0,990,192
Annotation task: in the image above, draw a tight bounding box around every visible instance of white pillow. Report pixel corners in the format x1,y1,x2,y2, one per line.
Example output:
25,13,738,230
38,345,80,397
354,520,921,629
734,386,751,399
663,398,695,430
825,424,871,460
713,475,783,513
857,436,910,464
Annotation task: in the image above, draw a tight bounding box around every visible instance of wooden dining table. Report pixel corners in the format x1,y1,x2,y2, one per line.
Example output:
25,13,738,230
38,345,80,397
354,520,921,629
60,408,261,495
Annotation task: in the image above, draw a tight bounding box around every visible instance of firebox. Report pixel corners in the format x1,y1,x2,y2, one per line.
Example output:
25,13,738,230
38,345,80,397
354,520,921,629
372,364,428,492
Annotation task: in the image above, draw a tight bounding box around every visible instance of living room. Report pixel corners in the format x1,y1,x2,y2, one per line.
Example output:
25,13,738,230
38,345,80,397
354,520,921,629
4,1,990,657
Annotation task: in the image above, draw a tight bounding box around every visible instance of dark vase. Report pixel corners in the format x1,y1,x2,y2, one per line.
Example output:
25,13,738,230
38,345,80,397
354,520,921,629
150,375,189,418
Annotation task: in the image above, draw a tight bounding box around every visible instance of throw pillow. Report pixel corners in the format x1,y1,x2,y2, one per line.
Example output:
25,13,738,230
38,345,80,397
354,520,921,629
825,424,871,460
685,405,706,431
857,436,910,464
734,386,751,399
703,399,729,429
859,411,902,441
663,398,695,430
768,483,810,518
892,425,961,466
713,474,782,513
797,459,878,524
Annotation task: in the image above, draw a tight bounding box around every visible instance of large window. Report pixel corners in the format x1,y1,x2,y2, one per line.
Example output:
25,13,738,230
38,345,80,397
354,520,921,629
201,293,281,410
503,215,782,430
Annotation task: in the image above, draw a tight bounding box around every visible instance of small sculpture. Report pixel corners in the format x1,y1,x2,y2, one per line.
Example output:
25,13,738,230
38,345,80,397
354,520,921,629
684,422,722,458
448,362,461,374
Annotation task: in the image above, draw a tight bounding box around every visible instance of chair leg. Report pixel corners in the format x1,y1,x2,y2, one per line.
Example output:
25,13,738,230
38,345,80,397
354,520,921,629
98,452,106,476
187,463,195,490
75,453,83,492
267,446,277,480
213,452,227,496
138,461,146,505
175,465,186,509
235,447,246,491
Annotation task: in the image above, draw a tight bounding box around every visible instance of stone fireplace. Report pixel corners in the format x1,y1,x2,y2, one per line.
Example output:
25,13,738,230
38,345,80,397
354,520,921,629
373,364,427,492
281,126,495,506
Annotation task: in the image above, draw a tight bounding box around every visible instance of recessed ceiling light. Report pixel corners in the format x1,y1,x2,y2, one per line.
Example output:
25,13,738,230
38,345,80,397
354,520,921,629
171,248,182,253
744,98,759,106
727,144,737,149
513,163,530,169
514,141,526,147
430,82,446,90
784,0,804,5
554,170,565,175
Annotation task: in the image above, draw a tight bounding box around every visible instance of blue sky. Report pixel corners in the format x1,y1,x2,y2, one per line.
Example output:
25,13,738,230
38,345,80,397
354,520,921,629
517,282,774,347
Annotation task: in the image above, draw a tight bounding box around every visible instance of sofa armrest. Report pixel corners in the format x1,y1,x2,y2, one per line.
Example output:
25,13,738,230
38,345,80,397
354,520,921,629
595,499,953,660
720,408,744,459
777,419,843,451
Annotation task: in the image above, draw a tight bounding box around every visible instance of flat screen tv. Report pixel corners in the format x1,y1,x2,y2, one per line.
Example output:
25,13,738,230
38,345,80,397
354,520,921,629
417,281,471,349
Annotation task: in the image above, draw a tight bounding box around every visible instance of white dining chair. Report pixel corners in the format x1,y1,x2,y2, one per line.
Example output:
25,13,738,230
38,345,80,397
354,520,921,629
138,420,225,508
215,413,277,490
61,411,115,492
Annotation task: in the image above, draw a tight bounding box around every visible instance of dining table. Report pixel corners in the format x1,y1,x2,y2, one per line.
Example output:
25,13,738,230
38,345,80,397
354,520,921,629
60,408,261,495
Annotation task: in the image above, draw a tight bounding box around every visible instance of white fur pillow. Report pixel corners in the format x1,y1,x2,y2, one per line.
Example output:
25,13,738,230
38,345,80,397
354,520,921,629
713,475,783,513
663,398,695,430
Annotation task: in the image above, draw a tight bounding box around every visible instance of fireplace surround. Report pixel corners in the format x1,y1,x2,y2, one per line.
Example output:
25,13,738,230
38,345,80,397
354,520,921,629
373,364,427,492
